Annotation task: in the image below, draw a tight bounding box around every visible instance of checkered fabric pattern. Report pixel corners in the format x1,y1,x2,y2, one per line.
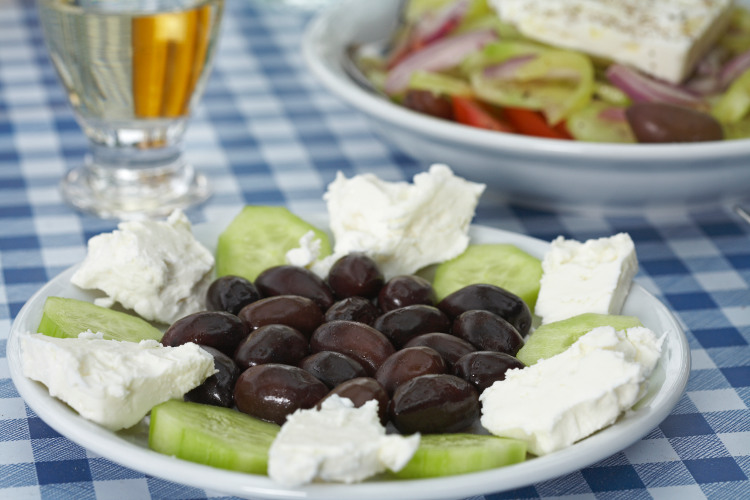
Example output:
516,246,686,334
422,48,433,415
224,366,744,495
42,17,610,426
1,0,748,498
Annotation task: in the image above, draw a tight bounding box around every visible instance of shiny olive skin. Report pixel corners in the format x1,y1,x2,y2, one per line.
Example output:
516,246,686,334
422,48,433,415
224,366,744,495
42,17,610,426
626,102,723,143
238,295,323,337
453,351,525,393
324,297,380,326
310,320,395,376
233,324,309,370
255,265,335,310
437,284,532,336
161,311,249,358
321,377,390,425
234,364,329,425
378,275,437,313
375,346,446,395
403,89,454,121
327,253,384,300
373,304,451,348
403,332,476,369
389,374,479,434
452,310,525,356
206,275,261,315
299,351,368,388
184,346,240,408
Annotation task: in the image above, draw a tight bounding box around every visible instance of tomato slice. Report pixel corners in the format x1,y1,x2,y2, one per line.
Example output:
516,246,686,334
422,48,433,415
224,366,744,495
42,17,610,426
452,96,515,132
503,107,572,139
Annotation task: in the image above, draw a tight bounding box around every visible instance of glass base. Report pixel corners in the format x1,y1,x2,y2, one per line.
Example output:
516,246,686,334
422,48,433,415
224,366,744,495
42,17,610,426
60,156,210,220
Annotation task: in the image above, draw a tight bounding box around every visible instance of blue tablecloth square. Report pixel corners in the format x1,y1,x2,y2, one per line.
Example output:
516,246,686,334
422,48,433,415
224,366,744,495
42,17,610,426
660,414,714,438
27,417,62,440
665,291,718,311
640,258,690,276
693,328,748,349
683,457,747,483
580,464,645,491
720,367,750,388
633,461,694,487
0,379,21,399
145,476,212,499
35,459,92,485
0,235,41,252
486,484,538,499
4,267,49,285
699,222,747,238
88,458,147,481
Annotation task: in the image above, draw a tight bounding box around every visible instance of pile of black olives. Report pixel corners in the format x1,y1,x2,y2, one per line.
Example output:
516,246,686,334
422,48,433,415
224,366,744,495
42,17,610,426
162,253,529,433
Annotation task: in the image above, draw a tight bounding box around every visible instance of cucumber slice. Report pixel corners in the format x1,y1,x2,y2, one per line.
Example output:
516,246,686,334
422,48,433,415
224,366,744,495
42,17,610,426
37,296,162,342
148,399,279,474
432,244,542,309
216,206,332,282
391,433,527,479
516,313,643,365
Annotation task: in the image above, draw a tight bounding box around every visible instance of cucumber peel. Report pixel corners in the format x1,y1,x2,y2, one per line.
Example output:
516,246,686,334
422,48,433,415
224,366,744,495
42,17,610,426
216,206,332,282
148,400,280,474
37,296,162,342
517,313,643,365
391,433,527,479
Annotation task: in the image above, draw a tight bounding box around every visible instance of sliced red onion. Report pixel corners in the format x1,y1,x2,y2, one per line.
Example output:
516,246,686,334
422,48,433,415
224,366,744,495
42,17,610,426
606,64,703,107
413,0,470,47
482,54,537,80
385,29,498,95
719,48,750,90
386,0,471,69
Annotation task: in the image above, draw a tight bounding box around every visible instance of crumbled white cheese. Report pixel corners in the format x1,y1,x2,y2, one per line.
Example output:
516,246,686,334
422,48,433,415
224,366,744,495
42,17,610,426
285,230,323,268
70,210,214,324
321,164,485,278
535,233,638,324
19,331,215,431
480,325,662,455
267,395,420,486
490,0,733,83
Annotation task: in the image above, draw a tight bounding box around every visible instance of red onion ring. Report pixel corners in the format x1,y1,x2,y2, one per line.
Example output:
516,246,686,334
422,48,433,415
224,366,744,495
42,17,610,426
606,64,703,107
385,29,498,95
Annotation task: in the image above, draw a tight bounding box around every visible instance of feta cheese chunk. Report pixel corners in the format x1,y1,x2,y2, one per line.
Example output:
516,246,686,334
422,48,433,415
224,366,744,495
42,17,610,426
535,233,638,324
322,164,485,278
285,230,322,268
490,0,733,83
268,395,420,486
71,210,214,324
19,331,215,431
480,326,662,455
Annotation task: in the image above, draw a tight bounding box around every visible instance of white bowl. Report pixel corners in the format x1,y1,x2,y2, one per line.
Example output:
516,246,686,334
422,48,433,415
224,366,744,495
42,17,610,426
302,0,750,212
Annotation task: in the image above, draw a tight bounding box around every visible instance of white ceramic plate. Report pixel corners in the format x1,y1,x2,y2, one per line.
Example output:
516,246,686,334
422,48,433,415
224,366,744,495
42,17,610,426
302,0,750,212
8,221,690,500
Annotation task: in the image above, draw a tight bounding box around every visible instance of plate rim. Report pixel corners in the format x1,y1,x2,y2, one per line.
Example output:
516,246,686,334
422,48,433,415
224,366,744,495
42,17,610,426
7,220,691,500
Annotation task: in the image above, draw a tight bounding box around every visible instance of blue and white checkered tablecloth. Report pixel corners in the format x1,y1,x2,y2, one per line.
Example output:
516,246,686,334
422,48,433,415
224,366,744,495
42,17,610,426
1,0,749,498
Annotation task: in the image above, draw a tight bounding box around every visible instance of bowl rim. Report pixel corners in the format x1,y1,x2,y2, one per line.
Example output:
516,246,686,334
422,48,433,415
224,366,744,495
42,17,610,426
302,0,750,165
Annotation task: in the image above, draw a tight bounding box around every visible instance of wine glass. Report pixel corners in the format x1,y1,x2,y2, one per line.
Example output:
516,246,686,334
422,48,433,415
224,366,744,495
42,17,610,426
38,0,225,219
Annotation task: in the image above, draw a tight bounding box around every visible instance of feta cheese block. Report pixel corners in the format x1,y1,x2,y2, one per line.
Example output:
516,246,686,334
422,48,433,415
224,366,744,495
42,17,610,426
490,0,733,83
285,230,322,268
268,395,420,486
71,209,214,324
535,233,638,325
321,164,485,278
19,331,216,431
480,326,662,456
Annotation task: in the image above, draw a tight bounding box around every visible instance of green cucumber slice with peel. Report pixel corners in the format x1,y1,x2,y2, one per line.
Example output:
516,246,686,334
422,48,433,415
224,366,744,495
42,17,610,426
517,313,643,366
37,296,162,342
148,399,280,474
432,244,542,309
216,206,332,282
391,433,527,479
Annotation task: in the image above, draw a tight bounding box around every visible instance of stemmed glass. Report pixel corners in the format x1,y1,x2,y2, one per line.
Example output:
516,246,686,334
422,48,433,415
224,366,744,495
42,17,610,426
37,0,225,219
